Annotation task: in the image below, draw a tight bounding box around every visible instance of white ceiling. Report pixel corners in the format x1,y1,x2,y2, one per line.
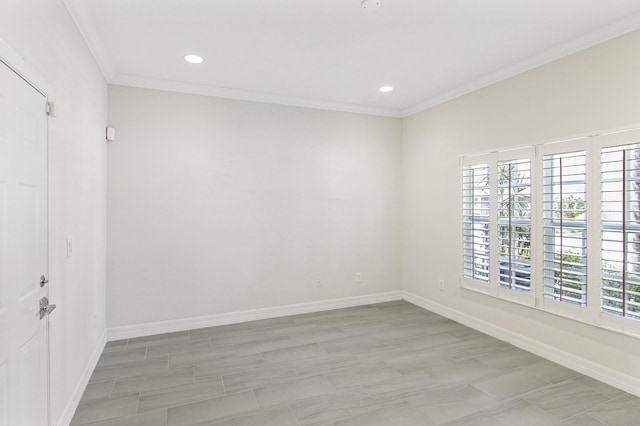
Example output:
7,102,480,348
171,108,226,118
63,0,640,117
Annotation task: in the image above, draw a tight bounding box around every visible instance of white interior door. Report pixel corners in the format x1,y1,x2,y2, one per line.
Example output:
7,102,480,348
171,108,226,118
0,59,50,425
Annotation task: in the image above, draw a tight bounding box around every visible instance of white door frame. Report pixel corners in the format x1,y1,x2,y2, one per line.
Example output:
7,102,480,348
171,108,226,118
0,37,53,426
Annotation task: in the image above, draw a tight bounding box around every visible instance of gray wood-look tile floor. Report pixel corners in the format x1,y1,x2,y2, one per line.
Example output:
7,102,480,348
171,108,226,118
72,301,639,425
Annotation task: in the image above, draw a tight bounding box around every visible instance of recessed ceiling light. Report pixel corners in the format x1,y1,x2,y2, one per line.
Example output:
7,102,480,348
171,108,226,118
184,54,203,64
379,86,393,93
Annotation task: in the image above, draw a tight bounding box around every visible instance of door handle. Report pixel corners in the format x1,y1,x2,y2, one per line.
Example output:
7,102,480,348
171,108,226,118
39,297,56,320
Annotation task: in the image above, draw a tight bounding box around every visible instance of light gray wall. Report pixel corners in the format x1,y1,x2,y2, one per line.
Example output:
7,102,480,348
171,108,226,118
0,0,108,424
107,86,403,327
403,30,640,387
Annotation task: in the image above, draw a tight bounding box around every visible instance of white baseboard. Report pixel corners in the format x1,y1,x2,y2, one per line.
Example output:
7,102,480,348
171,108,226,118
107,291,403,341
56,329,106,426
402,290,640,398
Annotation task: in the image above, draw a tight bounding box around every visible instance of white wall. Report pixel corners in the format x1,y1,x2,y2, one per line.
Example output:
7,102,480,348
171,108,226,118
0,1,108,424
403,30,640,391
107,86,402,328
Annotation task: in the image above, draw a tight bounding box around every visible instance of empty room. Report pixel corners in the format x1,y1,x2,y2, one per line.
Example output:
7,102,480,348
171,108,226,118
1,0,640,425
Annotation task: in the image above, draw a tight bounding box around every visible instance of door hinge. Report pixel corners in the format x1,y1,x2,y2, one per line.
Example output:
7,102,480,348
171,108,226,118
45,102,56,117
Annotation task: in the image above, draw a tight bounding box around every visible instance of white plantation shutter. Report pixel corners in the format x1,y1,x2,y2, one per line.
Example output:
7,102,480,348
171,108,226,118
462,163,491,283
497,158,532,291
601,144,640,320
542,151,587,306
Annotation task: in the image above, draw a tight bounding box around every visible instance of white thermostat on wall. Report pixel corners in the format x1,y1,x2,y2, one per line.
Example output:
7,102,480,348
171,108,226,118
106,127,116,142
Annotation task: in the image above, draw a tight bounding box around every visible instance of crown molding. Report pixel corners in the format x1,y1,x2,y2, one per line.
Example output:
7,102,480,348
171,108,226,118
401,12,640,118
62,0,640,119
110,73,404,118
62,0,116,81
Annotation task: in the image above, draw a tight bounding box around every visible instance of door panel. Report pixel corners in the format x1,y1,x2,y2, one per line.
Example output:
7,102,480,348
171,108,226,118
16,183,41,297
17,334,48,425
0,59,49,425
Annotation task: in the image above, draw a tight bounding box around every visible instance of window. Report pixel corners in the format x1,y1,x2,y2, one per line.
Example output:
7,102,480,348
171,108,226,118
460,128,640,337
462,164,490,283
601,144,640,320
497,158,531,291
542,151,587,306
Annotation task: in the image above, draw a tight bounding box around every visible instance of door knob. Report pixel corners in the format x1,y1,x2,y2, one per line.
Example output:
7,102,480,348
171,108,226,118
39,297,56,320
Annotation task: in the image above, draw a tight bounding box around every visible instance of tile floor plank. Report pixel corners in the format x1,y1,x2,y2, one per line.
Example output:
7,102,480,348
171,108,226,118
111,366,196,396
583,393,640,426
166,390,259,426
81,409,168,426
253,374,335,408
210,406,299,426
138,377,226,413
522,380,609,420
71,393,140,425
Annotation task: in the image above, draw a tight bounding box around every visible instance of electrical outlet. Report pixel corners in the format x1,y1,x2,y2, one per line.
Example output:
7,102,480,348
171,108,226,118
438,279,445,291
355,272,362,283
